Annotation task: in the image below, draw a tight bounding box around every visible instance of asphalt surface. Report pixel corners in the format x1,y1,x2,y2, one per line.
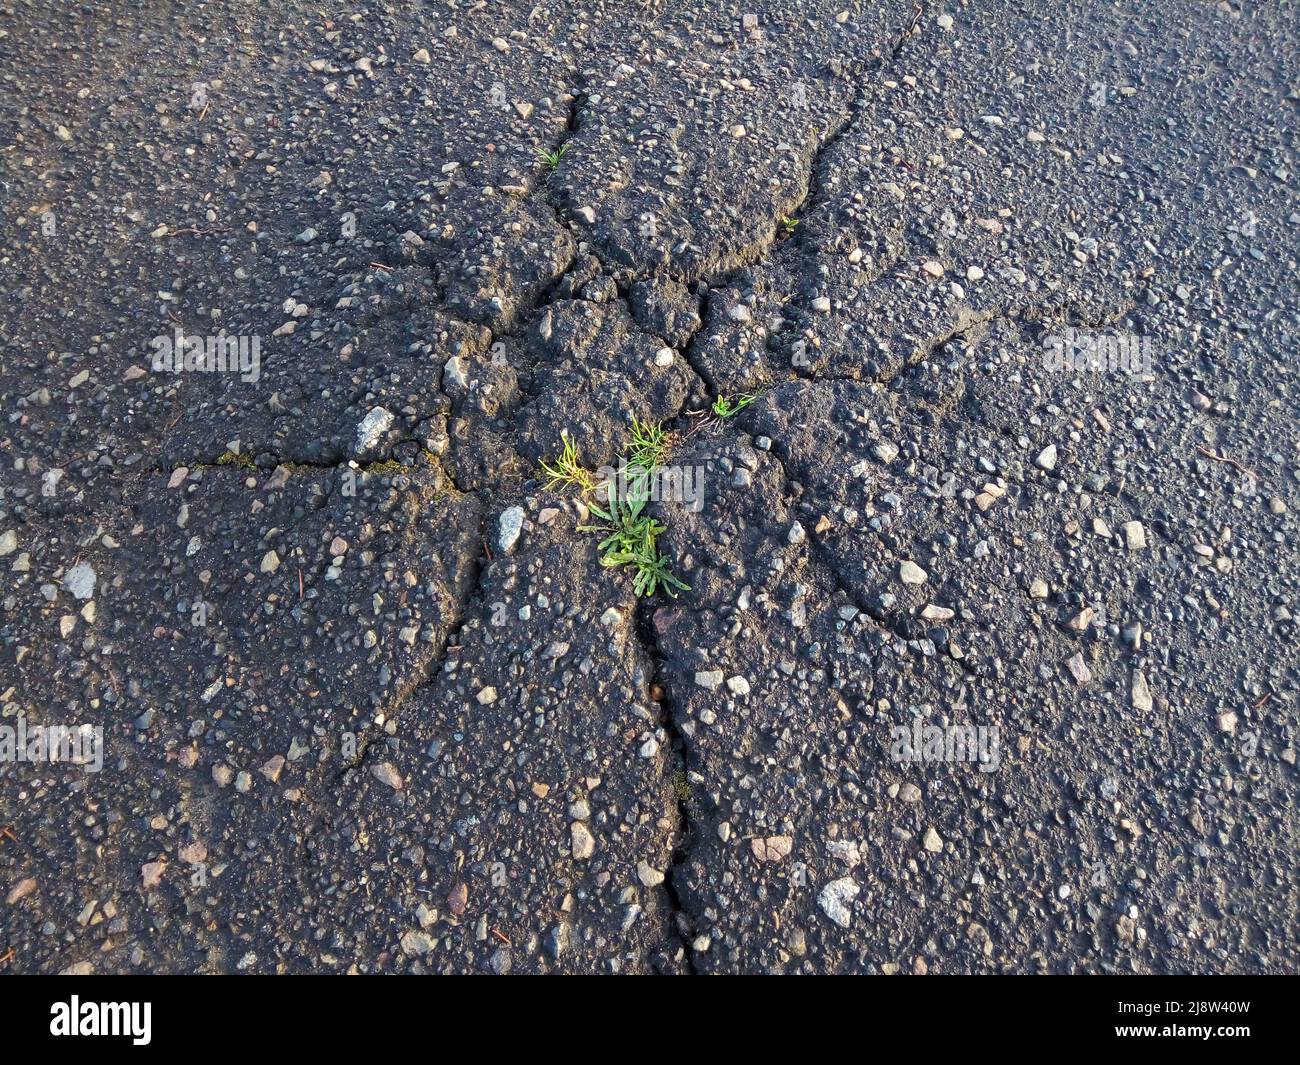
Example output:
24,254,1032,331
1,0,1297,974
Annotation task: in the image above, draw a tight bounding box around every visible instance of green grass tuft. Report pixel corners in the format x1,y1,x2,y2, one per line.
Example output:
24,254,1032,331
535,144,567,171
710,392,757,419
540,430,598,494
626,417,671,477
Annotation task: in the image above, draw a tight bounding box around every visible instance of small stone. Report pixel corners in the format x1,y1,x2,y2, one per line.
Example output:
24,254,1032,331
1066,607,1095,633
400,930,437,955
921,260,945,279
922,827,944,853
64,562,97,601
726,675,750,695
412,47,431,63
899,560,928,585
818,877,860,928
477,686,498,705
920,604,954,622
751,835,793,862
898,782,922,803
1035,444,1058,471
179,842,207,865
448,882,469,915
1217,710,1238,734
6,877,37,905
355,406,394,456
497,506,525,554
141,861,166,889
1029,578,1050,599
0,531,18,556
1066,652,1092,685
1122,520,1147,550
872,441,898,464
372,762,403,790
827,839,861,867
694,670,724,691
1131,671,1153,712
443,355,468,390
636,860,665,887
260,550,280,573
571,821,596,860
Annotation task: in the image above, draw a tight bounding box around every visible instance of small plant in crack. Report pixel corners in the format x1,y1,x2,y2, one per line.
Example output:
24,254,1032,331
710,392,757,419
540,430,599,494
671,770,692,802
545,424,690,598
215,449,256,470
535,143,567,173
363,458,403,474
580,479,690,599
779,214,800,237
626,416,672,476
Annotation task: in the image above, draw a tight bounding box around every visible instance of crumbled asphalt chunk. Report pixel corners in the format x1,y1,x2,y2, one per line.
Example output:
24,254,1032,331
1,0,1296,977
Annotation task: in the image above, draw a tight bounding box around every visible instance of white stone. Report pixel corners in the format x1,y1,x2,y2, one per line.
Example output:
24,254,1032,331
64,562,97,600
497,506,525,554
694,670,724,691
899,560,928,585
355,406,394,456
818,877,860,928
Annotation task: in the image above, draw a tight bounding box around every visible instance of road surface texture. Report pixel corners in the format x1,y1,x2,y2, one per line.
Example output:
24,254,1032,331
1,0,1297,974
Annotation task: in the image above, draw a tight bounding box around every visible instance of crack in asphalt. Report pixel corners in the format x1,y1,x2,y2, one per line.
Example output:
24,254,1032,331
141,0,1148,967
632,599,701,974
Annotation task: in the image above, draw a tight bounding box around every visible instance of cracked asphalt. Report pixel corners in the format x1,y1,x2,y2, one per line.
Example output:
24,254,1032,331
1,0,1297,974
